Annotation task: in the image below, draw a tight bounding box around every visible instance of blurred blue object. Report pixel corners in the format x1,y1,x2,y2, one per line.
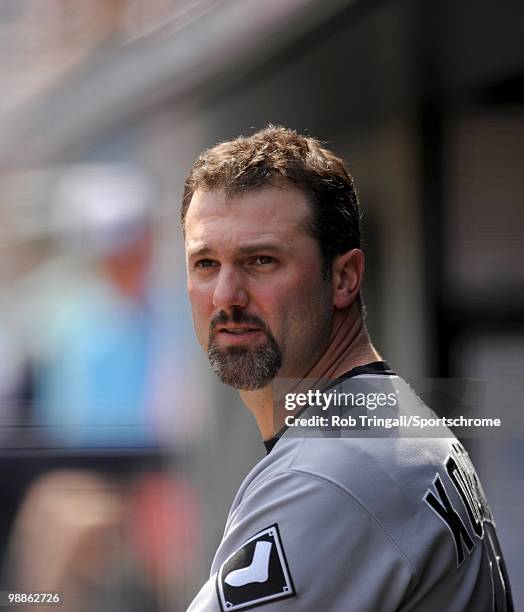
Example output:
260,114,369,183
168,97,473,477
34,274,155,447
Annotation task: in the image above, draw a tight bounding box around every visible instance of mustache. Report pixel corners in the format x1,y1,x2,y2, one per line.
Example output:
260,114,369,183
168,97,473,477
209,309,269,333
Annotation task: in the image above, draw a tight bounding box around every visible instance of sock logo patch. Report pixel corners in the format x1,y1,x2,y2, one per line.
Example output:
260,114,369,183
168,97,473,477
216,524,296,611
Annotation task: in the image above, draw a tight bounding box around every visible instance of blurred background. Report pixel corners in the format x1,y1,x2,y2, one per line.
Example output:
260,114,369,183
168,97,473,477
0,0,522,610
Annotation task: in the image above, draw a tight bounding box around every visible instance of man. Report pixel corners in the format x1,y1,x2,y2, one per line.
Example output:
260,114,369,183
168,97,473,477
182,126,513,611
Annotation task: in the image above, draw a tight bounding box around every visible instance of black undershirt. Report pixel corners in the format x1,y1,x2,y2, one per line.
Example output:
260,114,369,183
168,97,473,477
263,361,395,455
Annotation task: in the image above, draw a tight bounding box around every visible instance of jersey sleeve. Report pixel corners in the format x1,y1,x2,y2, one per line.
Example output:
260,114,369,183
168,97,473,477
187,470,416,611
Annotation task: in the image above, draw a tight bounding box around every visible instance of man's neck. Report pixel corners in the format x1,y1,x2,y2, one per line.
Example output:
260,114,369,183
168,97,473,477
240,307,381,441
239,386,276,441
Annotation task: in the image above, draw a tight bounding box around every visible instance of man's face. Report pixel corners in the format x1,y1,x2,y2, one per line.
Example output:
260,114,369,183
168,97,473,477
184,186,334,390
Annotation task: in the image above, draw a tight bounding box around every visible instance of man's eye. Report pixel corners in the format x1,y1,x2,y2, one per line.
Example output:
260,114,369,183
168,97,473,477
253,256,275,265
195,259,218,269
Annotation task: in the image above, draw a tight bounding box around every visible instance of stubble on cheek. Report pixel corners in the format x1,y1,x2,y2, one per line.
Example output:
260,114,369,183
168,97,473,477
278,282,333,377
188,297,211,353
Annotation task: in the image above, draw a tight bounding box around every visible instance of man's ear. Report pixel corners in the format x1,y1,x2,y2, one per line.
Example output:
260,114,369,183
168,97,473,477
331,249,365,309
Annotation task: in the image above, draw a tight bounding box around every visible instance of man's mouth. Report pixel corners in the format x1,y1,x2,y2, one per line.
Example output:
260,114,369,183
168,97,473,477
214,326,263,343
220,327,261,335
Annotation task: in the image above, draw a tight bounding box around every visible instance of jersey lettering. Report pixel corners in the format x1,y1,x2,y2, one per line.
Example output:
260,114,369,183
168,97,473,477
445,441,492,538
424,474,475,566
424,442,514,610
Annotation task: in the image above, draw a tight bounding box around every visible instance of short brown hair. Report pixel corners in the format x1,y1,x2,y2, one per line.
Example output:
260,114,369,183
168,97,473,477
181,126,361,277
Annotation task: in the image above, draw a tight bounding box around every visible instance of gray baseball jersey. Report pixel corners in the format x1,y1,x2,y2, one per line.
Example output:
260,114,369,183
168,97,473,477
187,364,513,611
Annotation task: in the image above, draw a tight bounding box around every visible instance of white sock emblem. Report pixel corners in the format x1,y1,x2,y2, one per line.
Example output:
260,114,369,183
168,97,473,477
225,541,272,587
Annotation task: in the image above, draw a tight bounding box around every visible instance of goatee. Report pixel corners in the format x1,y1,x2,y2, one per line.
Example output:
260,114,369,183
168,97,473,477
207,310,282,390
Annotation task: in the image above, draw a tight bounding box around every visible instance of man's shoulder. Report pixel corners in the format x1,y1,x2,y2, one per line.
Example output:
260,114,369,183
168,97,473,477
245,426,453,507
259,434,449,514
234,430,468,570
261,373,454,515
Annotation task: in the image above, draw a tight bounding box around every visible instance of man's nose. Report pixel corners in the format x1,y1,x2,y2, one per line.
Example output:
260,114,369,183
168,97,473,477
212,266,249,310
